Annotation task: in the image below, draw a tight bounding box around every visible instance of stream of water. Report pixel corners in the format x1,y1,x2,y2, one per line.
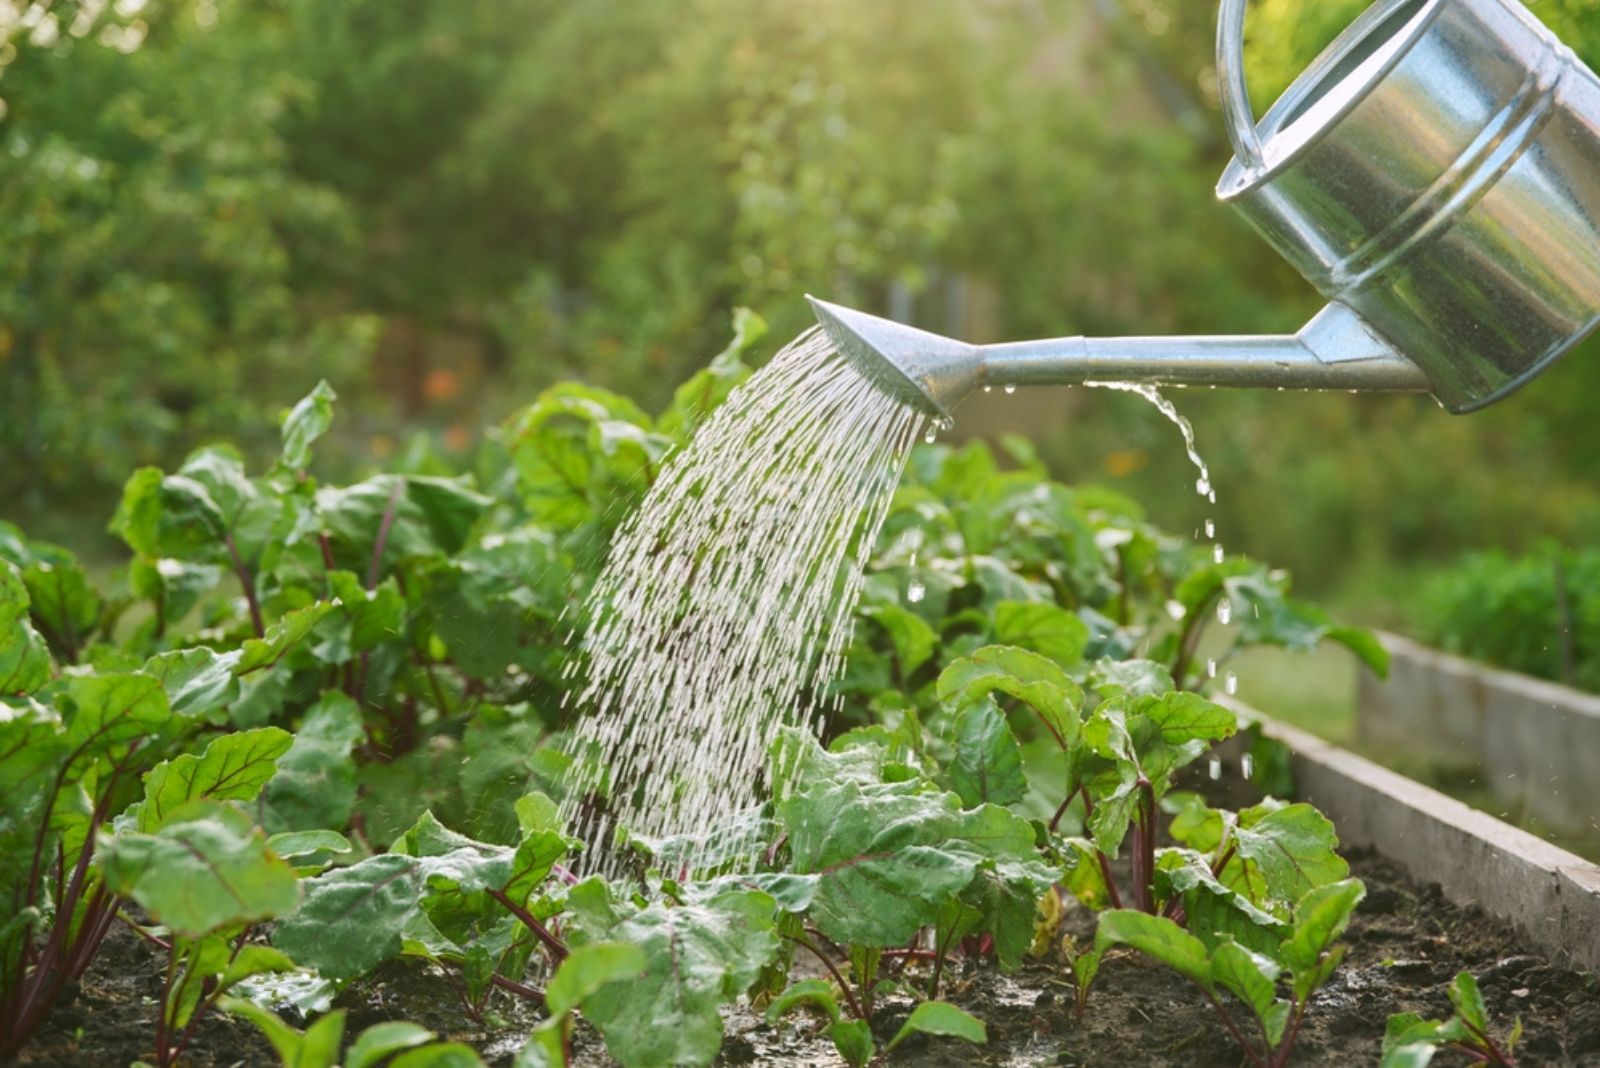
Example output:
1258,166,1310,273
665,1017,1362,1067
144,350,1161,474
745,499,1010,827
559,327,925,877
1090,382,1235,689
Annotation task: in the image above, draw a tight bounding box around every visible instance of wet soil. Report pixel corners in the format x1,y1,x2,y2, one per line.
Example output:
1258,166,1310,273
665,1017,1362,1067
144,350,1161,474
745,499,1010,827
15,851,1600,1066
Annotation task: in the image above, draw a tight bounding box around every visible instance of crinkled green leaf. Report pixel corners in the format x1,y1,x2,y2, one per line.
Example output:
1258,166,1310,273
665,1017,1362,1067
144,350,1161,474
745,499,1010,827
271,852,431,980
100,803,300,938
936,645,1082,751
546,942,647,1019
947,698,1025,808
566,886,779,1068
141,647,242,719
262,692,363,833
1223,803,1348,907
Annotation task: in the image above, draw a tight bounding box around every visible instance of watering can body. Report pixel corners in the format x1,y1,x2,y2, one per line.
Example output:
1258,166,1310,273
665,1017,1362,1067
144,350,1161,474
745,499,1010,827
1220,0,1600,412
810,0,1600,419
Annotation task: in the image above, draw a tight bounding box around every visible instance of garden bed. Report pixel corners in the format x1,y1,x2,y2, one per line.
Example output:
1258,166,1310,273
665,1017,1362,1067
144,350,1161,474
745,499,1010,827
21,721,1600,1068
1355,632,1600,846
19,853,1600,1066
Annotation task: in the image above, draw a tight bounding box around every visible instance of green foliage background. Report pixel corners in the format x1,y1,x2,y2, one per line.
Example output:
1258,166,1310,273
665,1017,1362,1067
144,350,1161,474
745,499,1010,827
3,0,1598,593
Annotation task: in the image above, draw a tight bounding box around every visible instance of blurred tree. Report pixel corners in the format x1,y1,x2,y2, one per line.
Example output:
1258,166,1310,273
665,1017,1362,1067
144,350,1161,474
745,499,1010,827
0,0,374,534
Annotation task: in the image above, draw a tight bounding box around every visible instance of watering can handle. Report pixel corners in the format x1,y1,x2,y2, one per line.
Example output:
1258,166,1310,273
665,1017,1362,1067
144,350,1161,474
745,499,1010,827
1217,0,1266,172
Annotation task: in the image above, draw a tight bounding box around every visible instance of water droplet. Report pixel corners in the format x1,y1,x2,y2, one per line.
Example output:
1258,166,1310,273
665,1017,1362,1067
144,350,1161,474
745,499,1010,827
1208,756,1223,781
983,384,993,393
924,427,938,444
1165,600,1186,621
1204,519,1215,539
1004,384,1017,395
907,580,927,603
1206,658,1217,679
1217,598,1233,625
1196,477,1211,496
1225,672,1238,696
1241,753,1255,779
1212,544,1224,564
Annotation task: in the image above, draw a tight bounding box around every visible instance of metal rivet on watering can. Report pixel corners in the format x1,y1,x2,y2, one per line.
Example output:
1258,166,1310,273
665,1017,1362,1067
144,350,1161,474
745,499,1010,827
811,0,1600,417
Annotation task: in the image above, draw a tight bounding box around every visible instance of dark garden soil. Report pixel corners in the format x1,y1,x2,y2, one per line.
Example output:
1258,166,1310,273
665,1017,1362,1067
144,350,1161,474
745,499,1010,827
14,850,1600,1067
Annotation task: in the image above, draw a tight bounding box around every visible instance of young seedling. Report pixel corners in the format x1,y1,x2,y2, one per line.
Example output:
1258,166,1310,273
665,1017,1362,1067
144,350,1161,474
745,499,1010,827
1382,971,1522,1067
1096,878,1367,1068
765,981,987,1068
222,1004,484,1068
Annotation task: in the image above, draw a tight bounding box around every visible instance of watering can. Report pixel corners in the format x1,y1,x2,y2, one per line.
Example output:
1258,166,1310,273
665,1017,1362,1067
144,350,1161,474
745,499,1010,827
810,0,1600,418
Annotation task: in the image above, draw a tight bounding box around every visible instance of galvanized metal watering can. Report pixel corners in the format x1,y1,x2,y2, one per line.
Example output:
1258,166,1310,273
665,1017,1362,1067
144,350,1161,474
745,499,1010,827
811,0,1600,418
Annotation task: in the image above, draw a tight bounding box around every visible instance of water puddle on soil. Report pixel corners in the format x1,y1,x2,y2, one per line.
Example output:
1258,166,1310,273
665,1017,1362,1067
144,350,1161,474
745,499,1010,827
559,327,926,878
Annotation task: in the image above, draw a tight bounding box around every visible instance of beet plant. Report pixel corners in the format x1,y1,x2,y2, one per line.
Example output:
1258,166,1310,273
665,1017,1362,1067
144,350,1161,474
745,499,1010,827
0,329,1408,1065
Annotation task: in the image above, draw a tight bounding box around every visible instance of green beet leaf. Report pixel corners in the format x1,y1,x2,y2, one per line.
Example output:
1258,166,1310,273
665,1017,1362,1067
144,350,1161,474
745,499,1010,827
546,942,648,1019
1447,970,1490,1035
1210,940,1289,1046
391,1043,485,1067
765,977,843,1026
262,692,364,833
236,602,340,674
1282,878,1366,998
0,562,52,696
828,1019,875,1068
134,727,293,832
565,885,779,1068
279,381,337,473
344,1021,436,1068
861,604,938,677
21,556,100,663
271,852,433,980
60,672,173,770
267,830,352,861
325,571,406,656
936,645,1083,752
1095,910,1213,989
141,647,243,719
220,1000,347,1068
946,697,1026,808
1222,802,1348,908
100,802,300,938
993,601,1090,668
130,558,223,635
885,1001,987,1052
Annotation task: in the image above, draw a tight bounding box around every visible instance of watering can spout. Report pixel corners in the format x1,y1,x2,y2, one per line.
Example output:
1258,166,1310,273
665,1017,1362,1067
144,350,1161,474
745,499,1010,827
809,296,1433,420
816,0,1600,417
